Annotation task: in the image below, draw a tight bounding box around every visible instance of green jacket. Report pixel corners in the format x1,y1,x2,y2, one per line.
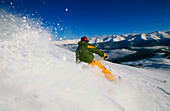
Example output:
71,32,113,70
76,40,105,63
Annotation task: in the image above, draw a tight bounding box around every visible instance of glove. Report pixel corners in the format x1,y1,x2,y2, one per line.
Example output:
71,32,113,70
103,53,107,59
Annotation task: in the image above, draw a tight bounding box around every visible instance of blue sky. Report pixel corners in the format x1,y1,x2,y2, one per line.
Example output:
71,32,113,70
1,0,170,40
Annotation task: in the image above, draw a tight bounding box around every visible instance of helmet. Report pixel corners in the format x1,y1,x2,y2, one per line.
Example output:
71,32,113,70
81,36,89,42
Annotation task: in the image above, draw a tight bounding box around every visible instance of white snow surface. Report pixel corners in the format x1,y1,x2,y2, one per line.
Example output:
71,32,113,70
0,9,170,111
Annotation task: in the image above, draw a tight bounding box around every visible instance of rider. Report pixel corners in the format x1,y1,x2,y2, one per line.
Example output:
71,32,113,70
76,36,115,81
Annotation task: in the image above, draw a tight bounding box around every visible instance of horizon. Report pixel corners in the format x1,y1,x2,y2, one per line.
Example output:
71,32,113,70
0,0,170,40
55,30,170,43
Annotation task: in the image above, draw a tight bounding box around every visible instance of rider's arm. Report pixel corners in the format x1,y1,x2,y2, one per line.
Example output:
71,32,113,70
87,44,106,58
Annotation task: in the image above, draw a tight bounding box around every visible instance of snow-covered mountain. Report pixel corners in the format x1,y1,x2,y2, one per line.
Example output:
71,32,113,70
1,9,170,111
55,31,170,45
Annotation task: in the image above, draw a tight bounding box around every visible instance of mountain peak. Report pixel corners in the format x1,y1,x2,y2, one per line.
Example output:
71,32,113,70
55,30,170,45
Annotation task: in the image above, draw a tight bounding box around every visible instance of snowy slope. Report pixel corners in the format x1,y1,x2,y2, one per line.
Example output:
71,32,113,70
0,9,170,111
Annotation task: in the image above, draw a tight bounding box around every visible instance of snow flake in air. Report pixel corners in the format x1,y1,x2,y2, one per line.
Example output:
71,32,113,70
65,8,68,12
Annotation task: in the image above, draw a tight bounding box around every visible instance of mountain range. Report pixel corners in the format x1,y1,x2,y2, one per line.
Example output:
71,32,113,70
55,30,170,69
55,30,170,45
